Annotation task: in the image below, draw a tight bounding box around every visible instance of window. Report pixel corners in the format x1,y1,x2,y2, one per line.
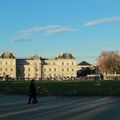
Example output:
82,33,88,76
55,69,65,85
72,62,74,65
6,68,8,71
36,74,38,77
67,68,69,71
62,69,64,71
54,74,56,77
72,69,74,71
62,62,64,65
49,68,51,71
6,62,7,65
11,68,13,71
18,69,20,73
54,68,56,71
53,62,55,65
28,68,30,71
44,69,46,71
0,68,2,71
67,63,69,65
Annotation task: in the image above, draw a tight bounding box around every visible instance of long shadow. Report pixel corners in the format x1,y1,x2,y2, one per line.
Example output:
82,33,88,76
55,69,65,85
0,97,98,119
0,96,62,113
32,97,111,118
0,98,84,118
1,97,118,120
87,98,120,120
51,98,120,120
15,97,113,120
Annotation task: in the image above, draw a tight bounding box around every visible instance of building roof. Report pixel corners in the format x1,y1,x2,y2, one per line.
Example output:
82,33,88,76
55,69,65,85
78,61,91,66
56,53,75,59
1,52,15,58
29,54,42,60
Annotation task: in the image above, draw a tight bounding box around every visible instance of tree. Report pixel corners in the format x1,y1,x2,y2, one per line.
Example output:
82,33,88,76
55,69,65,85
97,51,120,74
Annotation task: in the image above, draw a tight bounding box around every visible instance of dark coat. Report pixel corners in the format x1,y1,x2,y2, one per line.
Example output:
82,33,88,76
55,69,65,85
29,83,37,96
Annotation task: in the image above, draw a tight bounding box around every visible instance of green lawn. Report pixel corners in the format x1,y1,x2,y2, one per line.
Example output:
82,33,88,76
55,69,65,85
0,80,120,96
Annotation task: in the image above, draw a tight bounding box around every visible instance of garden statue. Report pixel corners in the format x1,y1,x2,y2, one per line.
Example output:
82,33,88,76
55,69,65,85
94,66,101,86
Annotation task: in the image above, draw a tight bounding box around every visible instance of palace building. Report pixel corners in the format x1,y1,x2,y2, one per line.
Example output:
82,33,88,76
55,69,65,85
0,52,16,79
42,53,77,80
16,55,42,80
0,51,95,80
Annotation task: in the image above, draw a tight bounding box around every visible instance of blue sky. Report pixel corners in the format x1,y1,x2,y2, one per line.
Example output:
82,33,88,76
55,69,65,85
0,0,120,64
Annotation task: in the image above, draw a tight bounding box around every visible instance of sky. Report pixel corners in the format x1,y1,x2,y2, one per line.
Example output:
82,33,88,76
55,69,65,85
0,0,120,64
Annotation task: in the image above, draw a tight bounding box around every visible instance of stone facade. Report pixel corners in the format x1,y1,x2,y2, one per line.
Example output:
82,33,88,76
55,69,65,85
0,52,95,80
0,52,16,79
16,56,42,80
43,58,76,80
0,52,77,80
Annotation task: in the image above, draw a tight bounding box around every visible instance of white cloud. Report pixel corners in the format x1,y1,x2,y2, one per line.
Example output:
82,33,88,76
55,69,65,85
12,25,75,42
12,34,33,42
21,25,60,33
21,25,75,36
83,16,120,27
46,27,75,36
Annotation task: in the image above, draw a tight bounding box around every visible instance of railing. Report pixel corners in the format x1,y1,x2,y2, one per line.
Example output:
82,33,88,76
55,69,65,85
104,74,120,80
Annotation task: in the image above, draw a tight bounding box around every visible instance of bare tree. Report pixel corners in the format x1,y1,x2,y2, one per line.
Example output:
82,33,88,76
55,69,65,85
97,51,120,74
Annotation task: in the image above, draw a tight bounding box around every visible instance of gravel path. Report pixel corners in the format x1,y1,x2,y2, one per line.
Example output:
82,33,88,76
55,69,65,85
0,95,120,120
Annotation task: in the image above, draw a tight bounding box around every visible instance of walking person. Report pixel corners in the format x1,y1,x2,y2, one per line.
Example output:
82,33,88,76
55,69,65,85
28,79,38,104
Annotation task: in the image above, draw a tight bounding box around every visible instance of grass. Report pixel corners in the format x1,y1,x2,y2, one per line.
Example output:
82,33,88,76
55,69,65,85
0,80,120,96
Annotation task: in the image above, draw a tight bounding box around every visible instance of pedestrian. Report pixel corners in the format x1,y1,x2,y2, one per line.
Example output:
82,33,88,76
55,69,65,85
28,79,38,104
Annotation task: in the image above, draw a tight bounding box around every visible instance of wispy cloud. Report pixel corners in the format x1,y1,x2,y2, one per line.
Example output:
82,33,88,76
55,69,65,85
21,25,60,33
83,16,120,27
88,42,120,47
12,25,75,42
21,25,75,35
46,27,75,36
12,34,33,42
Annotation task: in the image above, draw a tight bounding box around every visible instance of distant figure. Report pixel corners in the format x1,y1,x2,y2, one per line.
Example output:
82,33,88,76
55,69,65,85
28,79,38,104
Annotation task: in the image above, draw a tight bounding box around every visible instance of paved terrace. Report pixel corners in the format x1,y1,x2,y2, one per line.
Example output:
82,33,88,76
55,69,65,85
0,95,120,120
